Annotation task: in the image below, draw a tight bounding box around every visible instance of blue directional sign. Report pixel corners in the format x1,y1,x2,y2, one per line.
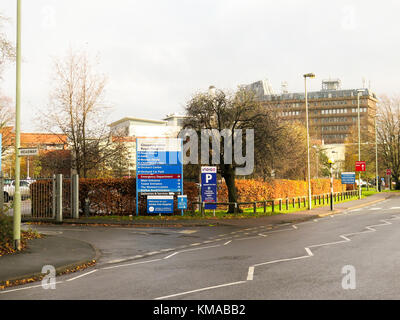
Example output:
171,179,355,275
147,195,174,214
136,138,183,215
341,172,356,184
177,195,188,210
201,166,217,210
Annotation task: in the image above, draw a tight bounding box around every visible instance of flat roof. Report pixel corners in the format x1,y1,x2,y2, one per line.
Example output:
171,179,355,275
109,117,167,127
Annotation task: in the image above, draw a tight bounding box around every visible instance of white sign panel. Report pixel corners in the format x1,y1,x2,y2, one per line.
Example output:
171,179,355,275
19,148,39,156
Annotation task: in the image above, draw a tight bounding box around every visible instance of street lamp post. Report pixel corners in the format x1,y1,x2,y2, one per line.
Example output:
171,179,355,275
13,0,22,250
328,159,334,211
357,89,363,199
304,73,315,210
375,115,379,192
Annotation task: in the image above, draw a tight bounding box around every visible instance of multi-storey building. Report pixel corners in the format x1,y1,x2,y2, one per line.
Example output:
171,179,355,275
247,79,378,145
109,113,187,174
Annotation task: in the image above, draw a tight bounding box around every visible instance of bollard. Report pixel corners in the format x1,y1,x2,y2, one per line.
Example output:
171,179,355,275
286,198,289,210
84,197,90,217
235,202,238,214
72,174,79,219
279,199,282,211
253,202,257,214
55,174,63,223
263,201,266,213
272,201,275,213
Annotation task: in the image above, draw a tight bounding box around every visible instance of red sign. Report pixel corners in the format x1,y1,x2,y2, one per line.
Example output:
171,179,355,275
387,169,392,176
355,161,366,172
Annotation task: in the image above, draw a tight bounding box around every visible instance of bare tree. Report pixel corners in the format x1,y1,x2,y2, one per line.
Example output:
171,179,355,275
183,87,282,212
376,95,400,189
39,50,124,178
0,14,15,156
0,14,14,78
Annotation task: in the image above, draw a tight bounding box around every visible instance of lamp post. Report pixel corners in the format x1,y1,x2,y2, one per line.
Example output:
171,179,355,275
304,73,315,210
374,114,379,192
357,89,364,199
13,0,22,250
328,158,334,211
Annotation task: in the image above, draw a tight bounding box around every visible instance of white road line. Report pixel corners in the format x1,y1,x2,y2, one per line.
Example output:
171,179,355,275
224,240,232,245
66,270,97,282
247,215,400,281
0,281,64,294
247,267,254,281
292,225,298,229
305,247,314,256
163,252,178,259
258,233,268,237
390,207,400,209
369,208,382,211
101,259,162,270
236,236,261,241
162,245,221,260
155,281,246,300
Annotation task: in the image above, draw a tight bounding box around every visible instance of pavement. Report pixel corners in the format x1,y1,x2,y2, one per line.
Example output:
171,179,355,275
0,235,98,286
0,191,391,292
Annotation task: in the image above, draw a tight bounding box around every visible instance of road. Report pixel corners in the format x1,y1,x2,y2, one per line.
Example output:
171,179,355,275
2,195,400,299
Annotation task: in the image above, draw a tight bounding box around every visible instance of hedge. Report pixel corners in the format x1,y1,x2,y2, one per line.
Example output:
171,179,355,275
30,177,353,216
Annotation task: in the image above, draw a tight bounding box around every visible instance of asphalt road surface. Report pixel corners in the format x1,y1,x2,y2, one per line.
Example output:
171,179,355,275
2,196,400,300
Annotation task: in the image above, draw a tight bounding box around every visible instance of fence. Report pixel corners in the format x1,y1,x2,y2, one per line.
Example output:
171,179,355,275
191,190,359,215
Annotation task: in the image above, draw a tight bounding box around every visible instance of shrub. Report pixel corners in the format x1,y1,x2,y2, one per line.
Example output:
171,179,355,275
30,177,352,216
0,214,13,246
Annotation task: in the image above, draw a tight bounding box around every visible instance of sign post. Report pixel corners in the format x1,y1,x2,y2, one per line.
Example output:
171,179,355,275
387,169,392,191
355,161,366,199
136,138,183,216
341,172,356,185
201,166,217,210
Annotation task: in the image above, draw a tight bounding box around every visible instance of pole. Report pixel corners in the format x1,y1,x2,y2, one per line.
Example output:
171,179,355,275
375,115,379,192
305,77,312,210
357,91,361,199
330,163,333,211
13,0,22,250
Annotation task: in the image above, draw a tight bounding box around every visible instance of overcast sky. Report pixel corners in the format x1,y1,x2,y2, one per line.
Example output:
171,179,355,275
0,0,399,132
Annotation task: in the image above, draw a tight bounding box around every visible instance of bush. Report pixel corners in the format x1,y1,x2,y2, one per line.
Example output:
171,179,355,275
30,177,352,216
0,214,13,246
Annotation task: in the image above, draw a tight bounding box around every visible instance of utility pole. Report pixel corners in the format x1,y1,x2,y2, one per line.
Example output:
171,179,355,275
304,73,315,210
13,0,22,250
375,115,379,192
329,159,334,211
357,89,363,199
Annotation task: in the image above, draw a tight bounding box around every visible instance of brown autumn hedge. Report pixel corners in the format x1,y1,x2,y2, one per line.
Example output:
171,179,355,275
30,177,353,216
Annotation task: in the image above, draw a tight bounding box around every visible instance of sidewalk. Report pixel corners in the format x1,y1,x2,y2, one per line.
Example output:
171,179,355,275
24,192,394,228
0,235,98,287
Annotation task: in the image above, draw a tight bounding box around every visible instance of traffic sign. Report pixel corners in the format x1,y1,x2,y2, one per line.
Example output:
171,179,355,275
18,148,39,156
387,169,392,176
147,195,174,214
177,195,188,210
201,166,217,209
341,172,356,184
355,161,366,172
136,138,183,215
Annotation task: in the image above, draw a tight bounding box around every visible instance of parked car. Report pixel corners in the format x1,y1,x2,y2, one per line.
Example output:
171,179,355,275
4,180,31,202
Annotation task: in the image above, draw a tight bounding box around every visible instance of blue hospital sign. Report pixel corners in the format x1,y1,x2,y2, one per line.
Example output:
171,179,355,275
341,172,356,184
136,138,184,215
177,195,188,210
201,166,217,210
147,195,174,214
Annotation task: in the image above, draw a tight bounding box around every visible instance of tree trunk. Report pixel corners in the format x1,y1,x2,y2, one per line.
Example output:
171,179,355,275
221,164,242,213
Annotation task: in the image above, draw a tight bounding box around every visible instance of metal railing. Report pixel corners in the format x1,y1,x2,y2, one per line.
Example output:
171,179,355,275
191,190,359,215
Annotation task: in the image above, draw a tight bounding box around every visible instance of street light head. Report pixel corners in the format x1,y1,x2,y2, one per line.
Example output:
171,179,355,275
208,85,216,97
304,73,315,78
